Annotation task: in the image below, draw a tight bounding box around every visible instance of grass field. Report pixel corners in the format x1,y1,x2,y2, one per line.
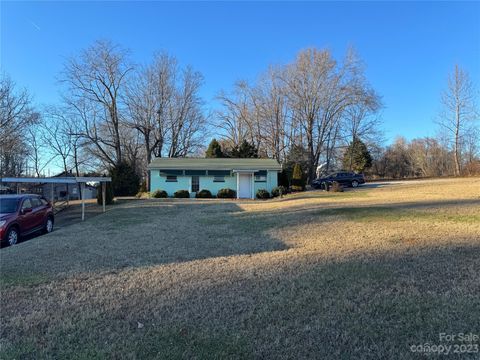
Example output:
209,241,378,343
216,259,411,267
1,178,479,359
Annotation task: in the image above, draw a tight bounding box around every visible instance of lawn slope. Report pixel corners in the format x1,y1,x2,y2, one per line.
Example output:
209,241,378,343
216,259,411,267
1,178,479,359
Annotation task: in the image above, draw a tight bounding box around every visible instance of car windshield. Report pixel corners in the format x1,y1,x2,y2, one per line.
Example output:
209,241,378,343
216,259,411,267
0,198,19,213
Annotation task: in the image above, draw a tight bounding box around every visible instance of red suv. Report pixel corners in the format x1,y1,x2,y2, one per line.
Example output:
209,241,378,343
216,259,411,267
0,194,54,247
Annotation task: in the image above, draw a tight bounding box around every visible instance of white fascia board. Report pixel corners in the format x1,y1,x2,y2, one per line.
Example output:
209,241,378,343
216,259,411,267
0,177,111,184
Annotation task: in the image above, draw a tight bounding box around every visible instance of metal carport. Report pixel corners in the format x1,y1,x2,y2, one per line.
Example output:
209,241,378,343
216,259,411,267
0,177,112,221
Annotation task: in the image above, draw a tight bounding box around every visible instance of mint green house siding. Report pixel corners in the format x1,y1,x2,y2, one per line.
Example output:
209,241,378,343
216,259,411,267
253,170,278,194
150,172,238,197
148,158,281,199
199,174,237,196
150,172,191,197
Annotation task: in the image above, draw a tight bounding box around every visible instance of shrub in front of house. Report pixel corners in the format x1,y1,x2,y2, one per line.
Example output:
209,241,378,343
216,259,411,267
174,190,190,198
135,191,150,198
271,186,287,198
196,189,213,198
217,188,236,199
256,189,270,199
330,181,344,192
152,190,168,198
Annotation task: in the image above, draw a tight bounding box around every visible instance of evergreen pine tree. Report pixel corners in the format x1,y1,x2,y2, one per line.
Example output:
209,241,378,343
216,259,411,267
343,137,373,173
97,180,114,205
205,139,224,158
291,163,305,191
109,161,140,196
230,140,258,158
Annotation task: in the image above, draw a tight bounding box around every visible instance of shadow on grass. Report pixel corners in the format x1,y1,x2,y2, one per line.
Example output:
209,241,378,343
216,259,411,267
360,182,399,189
0,201,286,287
234,197,480,220
1,243,479,359
1,196,479,289
271,189,369,203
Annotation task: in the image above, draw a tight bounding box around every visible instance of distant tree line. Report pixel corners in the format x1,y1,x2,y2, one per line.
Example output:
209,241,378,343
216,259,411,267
368,135,480,179
1,40,479,196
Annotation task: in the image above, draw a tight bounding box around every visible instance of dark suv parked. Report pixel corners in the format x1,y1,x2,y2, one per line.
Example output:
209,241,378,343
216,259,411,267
0,194,54,247
312,172,365,189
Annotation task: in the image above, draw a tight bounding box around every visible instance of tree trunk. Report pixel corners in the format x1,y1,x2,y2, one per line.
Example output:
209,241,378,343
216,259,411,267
73,146,80,177
112,107,122,165
145,133,152,192
454,104,461,176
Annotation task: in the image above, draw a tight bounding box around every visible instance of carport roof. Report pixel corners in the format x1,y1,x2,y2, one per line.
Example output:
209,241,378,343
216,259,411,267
148,157,282,171
0,177,111,184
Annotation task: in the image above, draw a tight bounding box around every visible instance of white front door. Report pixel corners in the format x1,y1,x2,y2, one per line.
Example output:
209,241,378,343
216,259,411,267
238,173,252,199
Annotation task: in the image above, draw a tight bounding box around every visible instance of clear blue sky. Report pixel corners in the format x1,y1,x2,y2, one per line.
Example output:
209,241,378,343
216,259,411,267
2,1,479,143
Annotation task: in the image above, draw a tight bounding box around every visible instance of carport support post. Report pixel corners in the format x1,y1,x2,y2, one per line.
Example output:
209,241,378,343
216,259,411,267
81,182,85,221
102,182,106,213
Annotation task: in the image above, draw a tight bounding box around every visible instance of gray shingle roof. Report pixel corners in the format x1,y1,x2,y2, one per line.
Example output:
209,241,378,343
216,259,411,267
148,158,282,171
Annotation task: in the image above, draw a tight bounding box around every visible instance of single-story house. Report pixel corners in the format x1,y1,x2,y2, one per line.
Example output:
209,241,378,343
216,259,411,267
148,158,282,199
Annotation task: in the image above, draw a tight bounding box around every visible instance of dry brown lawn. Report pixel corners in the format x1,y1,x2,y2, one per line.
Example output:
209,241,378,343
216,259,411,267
0,178,479,359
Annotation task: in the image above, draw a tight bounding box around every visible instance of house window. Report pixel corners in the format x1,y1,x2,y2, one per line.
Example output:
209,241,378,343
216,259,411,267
213,176,225,182
166,175,177,182
191,176,199,192
255,170,267,182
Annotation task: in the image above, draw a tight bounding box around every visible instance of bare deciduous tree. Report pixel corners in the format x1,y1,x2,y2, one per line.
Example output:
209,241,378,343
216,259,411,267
408,137,450,177
214,48,382,180
164,66,206,157
282,48,337,181
0,75,36,140
26,124,55,177
42,106,78,175
251,67,291,161
0,74,39,176
125,53,206,187
437,65,478,176
216,81,253,149
125,53,176,166
61,40,133,167
283,48,379,181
